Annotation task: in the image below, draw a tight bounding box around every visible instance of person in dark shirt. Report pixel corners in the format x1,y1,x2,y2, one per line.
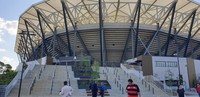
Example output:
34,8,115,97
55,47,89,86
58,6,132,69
177,85,185,97
126,79,141,97
89,81,98,97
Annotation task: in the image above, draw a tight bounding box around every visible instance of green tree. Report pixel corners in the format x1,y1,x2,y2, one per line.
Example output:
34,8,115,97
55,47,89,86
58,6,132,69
5,64,12,70
0,70,17,85
0,61,5,66
91,60,100,80
165,69,174,86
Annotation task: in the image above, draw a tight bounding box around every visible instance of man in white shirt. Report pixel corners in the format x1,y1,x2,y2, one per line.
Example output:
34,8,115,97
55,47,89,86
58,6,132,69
59,81,73,97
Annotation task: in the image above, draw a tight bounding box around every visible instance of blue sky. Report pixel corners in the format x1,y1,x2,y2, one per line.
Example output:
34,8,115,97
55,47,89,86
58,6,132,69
0,0,200,70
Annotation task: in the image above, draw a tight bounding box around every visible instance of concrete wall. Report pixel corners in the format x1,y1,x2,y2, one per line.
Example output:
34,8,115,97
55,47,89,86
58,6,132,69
0,85,6,97
187,58,196,88
194,60,200,81
141,56,153,76
151,56,189,89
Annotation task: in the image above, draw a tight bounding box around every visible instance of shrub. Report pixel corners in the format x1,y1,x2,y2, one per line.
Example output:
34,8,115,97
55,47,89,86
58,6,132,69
0,70,17,85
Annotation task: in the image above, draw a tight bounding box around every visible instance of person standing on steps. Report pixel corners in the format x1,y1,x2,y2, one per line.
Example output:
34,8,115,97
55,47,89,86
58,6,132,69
126,79,141,97
177,85,185,97
59,81,73,97
195,83,200,97
89,81,98,97
98,82,106,97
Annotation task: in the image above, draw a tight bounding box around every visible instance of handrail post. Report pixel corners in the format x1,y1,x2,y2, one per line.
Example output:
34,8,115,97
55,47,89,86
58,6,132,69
148,84,150,91
122,87,124,94
119,84,121,90
152,87,154,94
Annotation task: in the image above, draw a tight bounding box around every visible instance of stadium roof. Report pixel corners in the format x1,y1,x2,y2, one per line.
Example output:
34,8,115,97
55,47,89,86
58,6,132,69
15,0,200,62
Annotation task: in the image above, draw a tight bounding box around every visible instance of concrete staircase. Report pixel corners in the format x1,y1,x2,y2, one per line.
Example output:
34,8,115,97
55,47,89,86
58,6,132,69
7,64,172,97
8,65,42,97
101,67,170,97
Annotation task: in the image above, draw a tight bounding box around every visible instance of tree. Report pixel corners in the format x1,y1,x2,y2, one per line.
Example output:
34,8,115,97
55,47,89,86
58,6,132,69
5,64,12,70
0,61,5,66
91,60,100,80
165,69,175,86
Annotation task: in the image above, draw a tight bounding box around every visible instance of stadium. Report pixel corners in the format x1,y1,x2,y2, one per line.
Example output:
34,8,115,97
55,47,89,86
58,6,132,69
3,0,200,97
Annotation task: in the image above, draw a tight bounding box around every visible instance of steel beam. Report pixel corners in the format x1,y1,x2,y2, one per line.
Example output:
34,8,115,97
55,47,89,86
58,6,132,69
19,37,28,60
114,0,120,21
184,9,196,57
164,2,176,56
21,32,30,60
24,20,36,60
130,0,140,58
24,20,43,38
81,0,96,22
36,10,48,56
186,28,200,56
134,0,141,57
62,1,73,56
120,31,131,62
99,0,105,66
36,10,54,32
62,1,90,56
159,9,196,55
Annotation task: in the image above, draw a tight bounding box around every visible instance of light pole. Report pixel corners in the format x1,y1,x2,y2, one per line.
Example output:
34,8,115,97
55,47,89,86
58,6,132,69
174,28,182,86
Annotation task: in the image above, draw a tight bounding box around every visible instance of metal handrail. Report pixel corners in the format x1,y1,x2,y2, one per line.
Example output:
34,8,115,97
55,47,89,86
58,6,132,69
120,68,170,96
38,68,43,79
144,75,173,95
50,65,57,94
29,76,36,95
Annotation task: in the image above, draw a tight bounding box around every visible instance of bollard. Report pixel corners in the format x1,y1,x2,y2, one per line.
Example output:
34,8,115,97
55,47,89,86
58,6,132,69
115,78,116,84
118,75,120,80
130,76,131,79
119,84,121,90
142,79,144,85
145,82,147,87
127,73,128,77
122,87,124,94
117,81,119,87
124,71,126,75
152,87,154,94
106,75,108,80
148,84,150,91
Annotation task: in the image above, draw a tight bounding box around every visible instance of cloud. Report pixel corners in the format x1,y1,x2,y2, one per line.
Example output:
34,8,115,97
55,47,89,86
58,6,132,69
0,29,4,42
0,48,6,52
0,56,18,70
0,17,18,36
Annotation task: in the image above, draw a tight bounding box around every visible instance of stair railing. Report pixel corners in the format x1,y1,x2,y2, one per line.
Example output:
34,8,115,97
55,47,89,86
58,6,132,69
50,65,57,94
29,76,36,94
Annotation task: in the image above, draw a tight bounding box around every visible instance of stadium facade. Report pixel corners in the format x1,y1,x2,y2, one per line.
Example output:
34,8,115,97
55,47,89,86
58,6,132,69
14,0,200,66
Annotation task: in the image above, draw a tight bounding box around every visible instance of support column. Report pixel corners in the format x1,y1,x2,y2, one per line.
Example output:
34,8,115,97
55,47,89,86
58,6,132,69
36,10,48,56
134,0,141,57
184,10,196,57
99,0,105,66
62,1,73,56
164,3,177,56
73,23,77,59
24,20,36,60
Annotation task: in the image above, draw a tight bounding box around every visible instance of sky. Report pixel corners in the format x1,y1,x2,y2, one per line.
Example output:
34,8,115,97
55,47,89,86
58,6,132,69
0,0,200,70
0,0,42,70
